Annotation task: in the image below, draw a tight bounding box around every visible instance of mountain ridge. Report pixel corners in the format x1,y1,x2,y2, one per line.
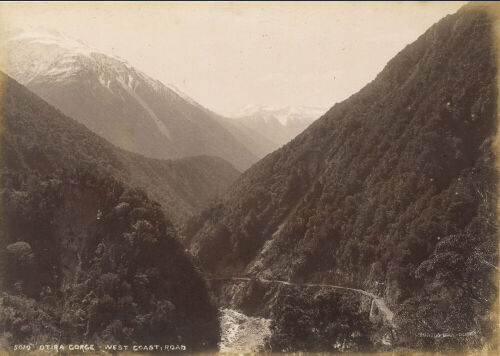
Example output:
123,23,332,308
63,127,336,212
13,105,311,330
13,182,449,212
186,7,498,352
1,27,259,170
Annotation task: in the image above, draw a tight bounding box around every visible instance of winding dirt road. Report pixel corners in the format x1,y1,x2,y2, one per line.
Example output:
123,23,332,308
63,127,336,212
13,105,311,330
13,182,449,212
208,276,395,327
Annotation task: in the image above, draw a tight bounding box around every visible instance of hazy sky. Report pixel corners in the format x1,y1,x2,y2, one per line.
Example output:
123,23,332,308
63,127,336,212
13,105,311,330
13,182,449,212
1,1,466,116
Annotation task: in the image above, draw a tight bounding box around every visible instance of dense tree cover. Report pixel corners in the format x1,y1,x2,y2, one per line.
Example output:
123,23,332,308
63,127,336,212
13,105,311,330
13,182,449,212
269,289,375,353
187,8,498,352
1,74,240,227
0,74,220,350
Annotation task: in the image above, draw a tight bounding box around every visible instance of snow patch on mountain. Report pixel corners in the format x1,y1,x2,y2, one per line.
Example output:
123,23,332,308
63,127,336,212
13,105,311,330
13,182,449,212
1,27,98,84
7,26,95,56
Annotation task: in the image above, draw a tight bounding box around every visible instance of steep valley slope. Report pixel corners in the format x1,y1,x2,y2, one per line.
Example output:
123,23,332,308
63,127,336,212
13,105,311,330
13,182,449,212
0,73,240,227
0,72,221,350
187,6,499,353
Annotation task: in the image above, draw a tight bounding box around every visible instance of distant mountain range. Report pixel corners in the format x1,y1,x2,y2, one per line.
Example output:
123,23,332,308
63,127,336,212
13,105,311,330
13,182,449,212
231,105,326,151
234,105,326,126
1,28,259,170
1,28,326,170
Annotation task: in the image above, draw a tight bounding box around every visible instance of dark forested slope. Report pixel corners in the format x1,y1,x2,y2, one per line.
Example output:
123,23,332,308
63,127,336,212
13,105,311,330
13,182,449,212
0,73,220,349
0,74,240,226
187,7,498,352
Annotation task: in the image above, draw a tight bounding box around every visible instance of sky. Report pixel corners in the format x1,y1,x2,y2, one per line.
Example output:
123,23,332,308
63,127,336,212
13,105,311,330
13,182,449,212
1,1,466,116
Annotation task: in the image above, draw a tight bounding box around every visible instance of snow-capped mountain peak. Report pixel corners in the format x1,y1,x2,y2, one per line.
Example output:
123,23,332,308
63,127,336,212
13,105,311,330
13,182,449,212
0,27,206,145
0,27,191,101
234,104,326,126
1,27,98,84
6,26,95,55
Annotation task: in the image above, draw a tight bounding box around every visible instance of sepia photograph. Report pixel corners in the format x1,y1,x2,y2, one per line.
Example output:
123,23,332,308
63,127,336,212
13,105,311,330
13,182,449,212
0,1,498,355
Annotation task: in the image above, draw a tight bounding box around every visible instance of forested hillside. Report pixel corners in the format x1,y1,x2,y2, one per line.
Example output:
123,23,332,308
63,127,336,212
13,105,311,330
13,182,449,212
187,7,499,352
1,74,240,226
0,73,220,349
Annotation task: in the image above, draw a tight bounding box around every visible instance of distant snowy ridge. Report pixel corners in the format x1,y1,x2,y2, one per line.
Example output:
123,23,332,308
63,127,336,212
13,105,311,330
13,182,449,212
234,104,327,126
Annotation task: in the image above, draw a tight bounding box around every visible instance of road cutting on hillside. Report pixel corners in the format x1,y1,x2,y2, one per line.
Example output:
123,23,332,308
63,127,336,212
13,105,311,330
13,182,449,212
208,276,395,327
